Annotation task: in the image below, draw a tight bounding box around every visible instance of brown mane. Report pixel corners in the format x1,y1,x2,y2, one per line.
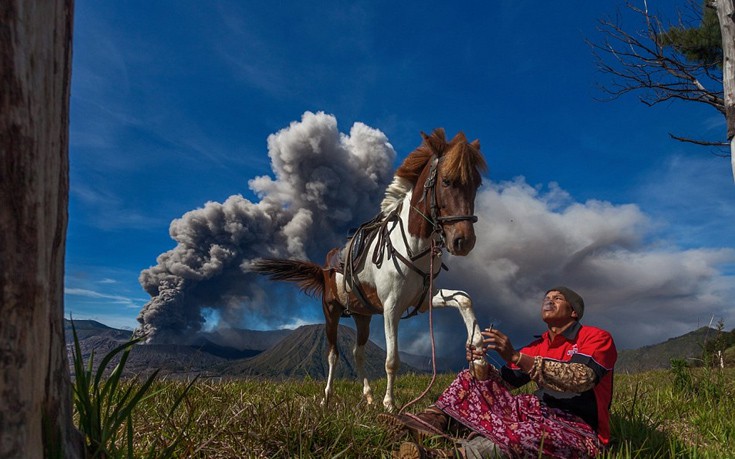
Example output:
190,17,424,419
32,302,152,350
395,128,487,188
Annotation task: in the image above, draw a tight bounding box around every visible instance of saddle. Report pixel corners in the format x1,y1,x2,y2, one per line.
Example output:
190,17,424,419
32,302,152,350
337,204,443,319
340,211,387,315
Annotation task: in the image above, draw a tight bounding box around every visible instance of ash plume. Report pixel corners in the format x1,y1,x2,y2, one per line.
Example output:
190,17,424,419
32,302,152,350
136,111,735,360
136,111,395,342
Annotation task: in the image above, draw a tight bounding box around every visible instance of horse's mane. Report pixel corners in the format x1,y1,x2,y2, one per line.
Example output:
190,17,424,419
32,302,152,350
380,128,487,213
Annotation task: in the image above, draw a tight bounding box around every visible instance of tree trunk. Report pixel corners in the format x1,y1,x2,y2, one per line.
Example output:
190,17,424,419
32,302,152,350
0,1,83,458
713,0,735,181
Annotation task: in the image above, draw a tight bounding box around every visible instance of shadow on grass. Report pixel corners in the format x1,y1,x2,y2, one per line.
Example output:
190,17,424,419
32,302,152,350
607,413,693,458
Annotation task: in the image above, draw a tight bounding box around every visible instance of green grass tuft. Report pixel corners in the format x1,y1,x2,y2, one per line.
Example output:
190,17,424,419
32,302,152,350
70,320,194,458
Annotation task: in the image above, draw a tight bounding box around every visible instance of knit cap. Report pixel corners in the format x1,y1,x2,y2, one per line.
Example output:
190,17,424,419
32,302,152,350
546,286,584,320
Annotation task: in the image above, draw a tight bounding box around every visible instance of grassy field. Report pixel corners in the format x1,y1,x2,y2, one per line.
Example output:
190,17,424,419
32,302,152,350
76,365,735,458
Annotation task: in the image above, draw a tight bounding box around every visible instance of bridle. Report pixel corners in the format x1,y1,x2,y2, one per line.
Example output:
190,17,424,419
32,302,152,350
418,155,478,247
342,154,479,320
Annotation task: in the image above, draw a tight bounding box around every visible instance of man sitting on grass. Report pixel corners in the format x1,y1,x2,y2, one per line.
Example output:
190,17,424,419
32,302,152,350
381,286,617,459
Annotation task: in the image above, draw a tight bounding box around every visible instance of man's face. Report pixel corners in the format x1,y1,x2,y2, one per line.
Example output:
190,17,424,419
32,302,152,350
541,290,577,325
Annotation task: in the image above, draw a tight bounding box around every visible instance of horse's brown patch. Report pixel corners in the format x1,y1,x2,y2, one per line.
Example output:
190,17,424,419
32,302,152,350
346,282,384,315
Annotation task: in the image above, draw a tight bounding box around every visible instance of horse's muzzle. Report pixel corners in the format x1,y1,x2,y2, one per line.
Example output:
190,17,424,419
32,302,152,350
449,233,476,256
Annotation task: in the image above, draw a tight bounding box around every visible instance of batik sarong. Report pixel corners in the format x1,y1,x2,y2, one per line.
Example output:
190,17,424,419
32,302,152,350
435,369,601,458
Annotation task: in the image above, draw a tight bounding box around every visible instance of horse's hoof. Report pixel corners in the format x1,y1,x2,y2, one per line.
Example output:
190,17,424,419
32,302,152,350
365,394,374,405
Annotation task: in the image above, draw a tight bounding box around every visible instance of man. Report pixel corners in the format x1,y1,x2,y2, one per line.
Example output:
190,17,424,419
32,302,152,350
382,286,617,459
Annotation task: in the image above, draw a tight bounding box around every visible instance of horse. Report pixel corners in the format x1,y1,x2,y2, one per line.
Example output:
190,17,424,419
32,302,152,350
250,128,488,411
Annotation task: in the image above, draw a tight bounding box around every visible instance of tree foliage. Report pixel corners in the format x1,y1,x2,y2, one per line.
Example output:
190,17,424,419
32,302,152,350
661,1,723,68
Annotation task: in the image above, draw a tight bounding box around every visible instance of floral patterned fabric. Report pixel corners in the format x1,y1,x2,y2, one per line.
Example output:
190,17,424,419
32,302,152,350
435,369,601,458
529,358,597,393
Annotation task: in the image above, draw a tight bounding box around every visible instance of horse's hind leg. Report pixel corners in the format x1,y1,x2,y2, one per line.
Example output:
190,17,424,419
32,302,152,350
431,289,483,356
352,314,374,405
322,300,342,407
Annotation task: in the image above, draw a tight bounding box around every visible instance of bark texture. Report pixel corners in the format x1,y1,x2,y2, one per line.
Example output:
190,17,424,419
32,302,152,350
0,1,83,457
713,0,735,179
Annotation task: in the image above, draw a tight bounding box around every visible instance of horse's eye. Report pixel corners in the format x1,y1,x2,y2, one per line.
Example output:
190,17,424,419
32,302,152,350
441,178,451,187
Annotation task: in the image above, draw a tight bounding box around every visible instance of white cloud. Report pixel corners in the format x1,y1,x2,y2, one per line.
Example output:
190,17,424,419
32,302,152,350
65,288,146,309
70,182,165,231
391,178,735,356
279,318,322,330
634,154,735,251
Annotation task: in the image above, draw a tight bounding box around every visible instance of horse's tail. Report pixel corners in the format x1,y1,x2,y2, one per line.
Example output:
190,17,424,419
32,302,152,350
249,258,326,298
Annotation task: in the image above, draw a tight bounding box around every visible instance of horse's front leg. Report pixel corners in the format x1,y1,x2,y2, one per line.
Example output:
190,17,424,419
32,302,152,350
432,288,484,362
382,303,401,412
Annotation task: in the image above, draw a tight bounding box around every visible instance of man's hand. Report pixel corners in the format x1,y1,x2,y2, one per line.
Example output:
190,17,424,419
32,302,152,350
481,328,518,365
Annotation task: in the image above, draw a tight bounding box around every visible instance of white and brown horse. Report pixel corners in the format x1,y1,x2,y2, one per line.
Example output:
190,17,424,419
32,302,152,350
250,129,487,411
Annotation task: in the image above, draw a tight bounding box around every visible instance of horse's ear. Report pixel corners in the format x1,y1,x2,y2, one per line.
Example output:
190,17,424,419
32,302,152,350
432,128,446,142
470,139,480,149
449,131,467,144
420,131,429,141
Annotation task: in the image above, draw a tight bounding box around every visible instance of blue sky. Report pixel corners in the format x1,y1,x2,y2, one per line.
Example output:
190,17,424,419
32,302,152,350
66,1,735,359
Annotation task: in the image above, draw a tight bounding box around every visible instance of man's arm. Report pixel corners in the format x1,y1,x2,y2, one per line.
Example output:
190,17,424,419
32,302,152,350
524,329,616,393
500,365,531,389
528,358,597,392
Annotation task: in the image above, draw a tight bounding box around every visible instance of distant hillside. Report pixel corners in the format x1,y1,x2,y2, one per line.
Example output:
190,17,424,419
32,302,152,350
65,319,255,378
616,326,717,373
65,319,429,380
205,327,292,351
223,324,425,380
64,319,133,342
70,319,728,378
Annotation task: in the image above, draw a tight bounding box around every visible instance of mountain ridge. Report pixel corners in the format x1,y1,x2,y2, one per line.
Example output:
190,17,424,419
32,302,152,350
64,319,727,377
615,326,719,373
64,320,428,379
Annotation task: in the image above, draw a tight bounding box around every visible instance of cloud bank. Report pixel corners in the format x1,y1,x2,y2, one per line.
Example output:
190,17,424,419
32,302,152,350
396,179,735,360
137,112,735,363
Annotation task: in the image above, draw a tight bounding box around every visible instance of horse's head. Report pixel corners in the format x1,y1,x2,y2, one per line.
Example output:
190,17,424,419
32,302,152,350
399,129,487,256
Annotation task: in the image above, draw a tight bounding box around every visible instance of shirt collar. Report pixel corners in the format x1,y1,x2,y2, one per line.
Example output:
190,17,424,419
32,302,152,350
539,320,582,342
561,320,582,340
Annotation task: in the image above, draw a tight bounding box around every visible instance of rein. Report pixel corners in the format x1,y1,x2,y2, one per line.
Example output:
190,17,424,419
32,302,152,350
342,153,478,412
400,154,479,413
399,235,441,415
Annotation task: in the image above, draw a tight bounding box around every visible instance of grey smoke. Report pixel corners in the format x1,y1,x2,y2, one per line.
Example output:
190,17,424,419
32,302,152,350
394,179,735,362
137,111,395,342
137,112,735,364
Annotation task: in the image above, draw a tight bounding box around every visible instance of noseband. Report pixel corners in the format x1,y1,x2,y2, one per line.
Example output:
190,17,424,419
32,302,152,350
420,155,478,244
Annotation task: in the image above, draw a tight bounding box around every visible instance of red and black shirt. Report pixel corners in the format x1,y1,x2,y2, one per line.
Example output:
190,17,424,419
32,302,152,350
500,321,617,445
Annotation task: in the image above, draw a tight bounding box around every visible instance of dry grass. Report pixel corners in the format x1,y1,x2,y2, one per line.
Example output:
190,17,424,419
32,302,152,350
80,368,734,458
71,328,735,459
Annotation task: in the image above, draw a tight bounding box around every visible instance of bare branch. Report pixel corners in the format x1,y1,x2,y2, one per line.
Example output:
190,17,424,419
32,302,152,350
669,133,729,147
591,3,724,113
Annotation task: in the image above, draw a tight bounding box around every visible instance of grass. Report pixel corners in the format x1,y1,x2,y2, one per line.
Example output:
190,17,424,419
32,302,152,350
70,322,195,458
71,328,735,458
73,369,735,458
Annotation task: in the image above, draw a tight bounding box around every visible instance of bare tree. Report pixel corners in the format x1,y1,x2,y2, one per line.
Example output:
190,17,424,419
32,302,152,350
591,0,735,182
713,0,735,180
0,1,84,457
